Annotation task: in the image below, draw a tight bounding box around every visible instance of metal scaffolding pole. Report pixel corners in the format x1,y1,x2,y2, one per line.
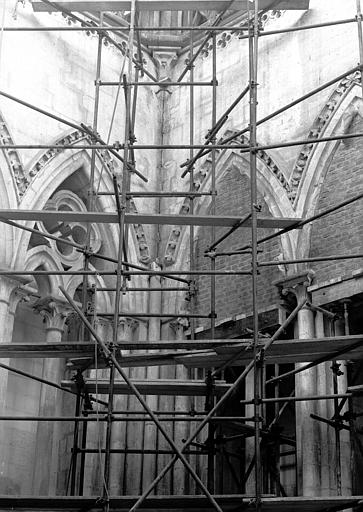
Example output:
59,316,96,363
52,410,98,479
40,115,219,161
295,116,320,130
356,0,363,96
2,17,358,34
248,1,262,507
189,13,196,342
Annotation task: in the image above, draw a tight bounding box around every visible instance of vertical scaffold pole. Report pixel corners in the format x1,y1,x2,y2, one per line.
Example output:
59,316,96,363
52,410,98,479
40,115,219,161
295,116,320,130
248,0,262,508
206,31,218,493
357,0,363,96
103,2,136,508
70,20,104,495
189,13,195,342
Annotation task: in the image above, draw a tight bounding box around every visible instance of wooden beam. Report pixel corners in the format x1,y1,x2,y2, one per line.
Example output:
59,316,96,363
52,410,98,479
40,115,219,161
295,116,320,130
32,0,310,13
0,209,301,228
61,378,230,395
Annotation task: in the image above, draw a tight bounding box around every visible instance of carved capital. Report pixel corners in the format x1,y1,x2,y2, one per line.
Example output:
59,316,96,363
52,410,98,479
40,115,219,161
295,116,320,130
274,270,315,305
33,296,73,332
0,273,32,307
169,317,189,340
117,317,139,342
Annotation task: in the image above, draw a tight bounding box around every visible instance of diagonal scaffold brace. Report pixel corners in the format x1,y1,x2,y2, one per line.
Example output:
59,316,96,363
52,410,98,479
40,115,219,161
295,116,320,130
123,299,306,512
58,286,225,512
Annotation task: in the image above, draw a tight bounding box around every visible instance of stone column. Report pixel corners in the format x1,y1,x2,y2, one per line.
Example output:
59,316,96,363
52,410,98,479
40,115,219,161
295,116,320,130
0,276,31,492
295,287,320,495
289,280,330,498
109,317,138,495
0,277,31,405
170,318,190,494
333,305,352,496
32,296,72,495
314,312,335,495
143,262,163,491
278,272,321,496
82,317,113,496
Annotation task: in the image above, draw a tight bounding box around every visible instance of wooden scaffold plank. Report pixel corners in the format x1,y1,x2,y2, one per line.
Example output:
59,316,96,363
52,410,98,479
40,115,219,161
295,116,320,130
1,335,363,368
0,209,302,229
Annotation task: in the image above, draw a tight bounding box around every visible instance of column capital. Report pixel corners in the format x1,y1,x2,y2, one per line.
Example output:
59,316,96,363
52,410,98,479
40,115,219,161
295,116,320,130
0,273,32,305
117,317,139,342
33,296,73,331
169,317,189,340
274,270,315,304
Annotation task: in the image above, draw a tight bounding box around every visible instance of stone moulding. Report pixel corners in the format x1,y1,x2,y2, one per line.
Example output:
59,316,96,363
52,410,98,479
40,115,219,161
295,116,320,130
28,130,89,181
163,128,287,266
199,10,285,59
290,70,362,206
0,110,29,197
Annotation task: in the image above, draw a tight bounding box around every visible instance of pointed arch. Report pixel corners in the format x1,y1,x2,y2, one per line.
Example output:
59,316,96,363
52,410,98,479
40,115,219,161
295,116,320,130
25,246,66,296
162,149,297,315
294,85,363,258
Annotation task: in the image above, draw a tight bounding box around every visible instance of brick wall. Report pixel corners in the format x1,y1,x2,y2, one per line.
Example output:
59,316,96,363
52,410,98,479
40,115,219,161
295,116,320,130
309,115,363,284
195,166,283,329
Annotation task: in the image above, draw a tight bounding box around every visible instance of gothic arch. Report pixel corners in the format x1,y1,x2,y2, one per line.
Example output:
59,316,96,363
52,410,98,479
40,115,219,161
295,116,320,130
294,84,363,258
25,246,66,297
162,149,297,315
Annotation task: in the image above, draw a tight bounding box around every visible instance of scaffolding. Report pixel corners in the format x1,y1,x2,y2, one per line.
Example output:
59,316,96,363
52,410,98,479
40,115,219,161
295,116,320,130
0,0,363,511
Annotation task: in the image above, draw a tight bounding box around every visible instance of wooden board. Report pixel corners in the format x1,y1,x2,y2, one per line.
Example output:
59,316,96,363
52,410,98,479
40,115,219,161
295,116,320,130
0,494,360,511
175,335,363,368
2,336,363,369
0,339,263,356
0,209,301,229
61,378,231,395
32,0,310,13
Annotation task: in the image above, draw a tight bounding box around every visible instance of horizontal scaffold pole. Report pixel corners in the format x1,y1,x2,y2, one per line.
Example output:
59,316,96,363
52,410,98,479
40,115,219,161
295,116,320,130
257,253,363,266
97,312,214,318
0,269,251,276
240,393,352,405
117,191,213,197
97,287,190,291
0,415,251,422
99,81,217,86
4,131,363,153
2,16,355,34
